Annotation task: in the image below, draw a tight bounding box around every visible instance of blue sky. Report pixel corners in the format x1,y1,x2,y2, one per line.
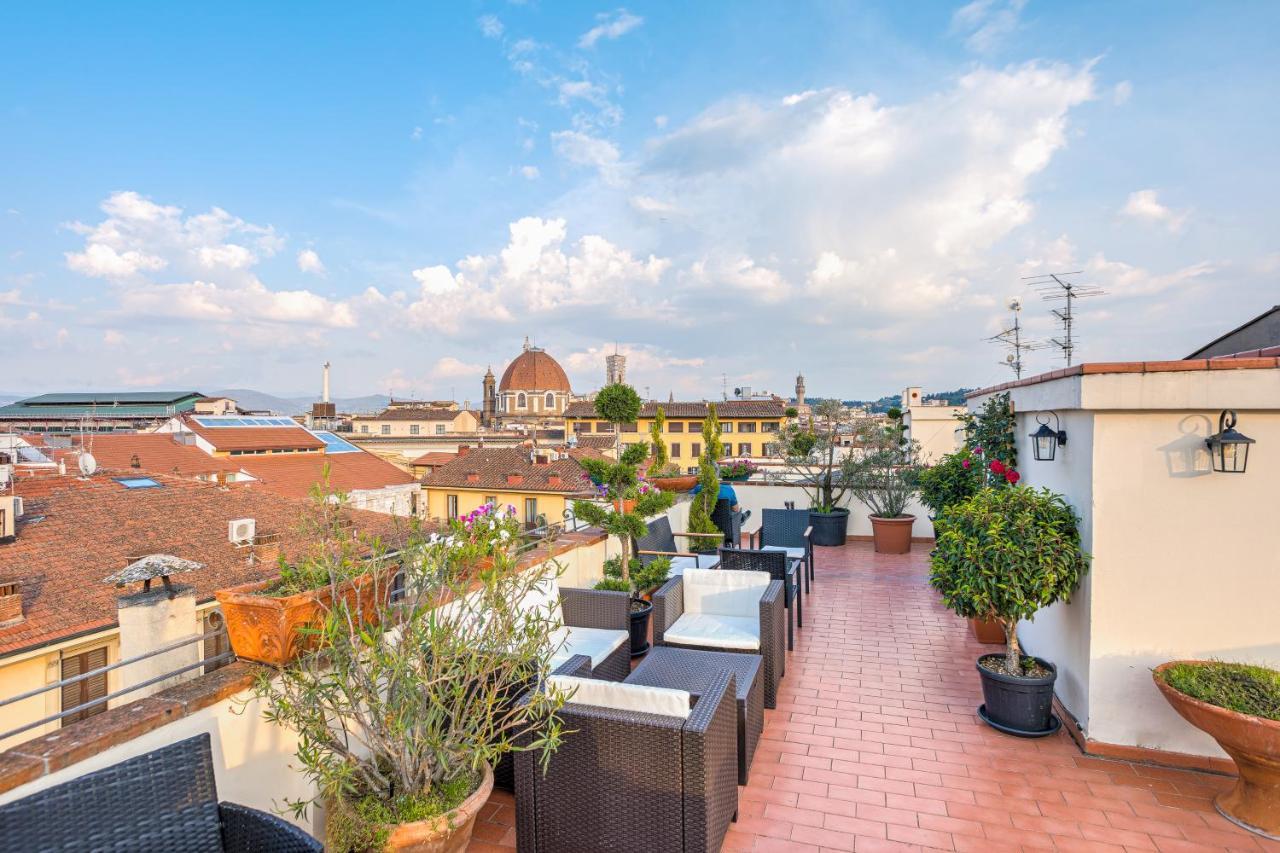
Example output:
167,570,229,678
2,1,1277,401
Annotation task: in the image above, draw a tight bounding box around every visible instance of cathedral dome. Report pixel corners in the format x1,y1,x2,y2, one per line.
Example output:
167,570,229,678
498,343,571,393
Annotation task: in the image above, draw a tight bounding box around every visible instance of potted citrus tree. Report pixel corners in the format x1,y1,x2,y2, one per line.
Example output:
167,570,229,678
930,486,1090,736
254,520,572,852
216,480,402,666
772,399,857,546
846,420,923,554
1153,661,1280,838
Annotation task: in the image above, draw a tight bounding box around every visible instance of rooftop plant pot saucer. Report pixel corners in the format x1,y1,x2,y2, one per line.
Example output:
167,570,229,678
1153,661,1280,840
869,514,914,554
808,508,849,546
648,475,698,492
977,654,1058,736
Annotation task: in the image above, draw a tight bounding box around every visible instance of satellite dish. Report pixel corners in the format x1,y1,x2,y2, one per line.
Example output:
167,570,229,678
1006,354,1016,363
78,452,98,477
1008,297,1022,311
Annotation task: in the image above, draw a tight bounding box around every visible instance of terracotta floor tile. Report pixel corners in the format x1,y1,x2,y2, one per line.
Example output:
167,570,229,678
466,541,1250,852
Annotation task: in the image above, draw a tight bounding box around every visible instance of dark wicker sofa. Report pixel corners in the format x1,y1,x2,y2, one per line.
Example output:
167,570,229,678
513,670,740,852
0,733,321,853
651,569,785,708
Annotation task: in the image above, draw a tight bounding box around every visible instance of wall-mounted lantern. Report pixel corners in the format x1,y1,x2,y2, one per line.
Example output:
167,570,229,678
1030,413,1068,462
1205,410,1254,474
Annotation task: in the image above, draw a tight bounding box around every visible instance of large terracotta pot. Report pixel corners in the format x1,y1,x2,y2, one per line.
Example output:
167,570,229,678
870,514,915,554
383,763,494,853
970,617,1004,645
215,569,391,667
648,475,698,492
1153,662,1280,839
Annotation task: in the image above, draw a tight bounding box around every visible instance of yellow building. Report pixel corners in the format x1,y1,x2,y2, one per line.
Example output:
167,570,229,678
563,400,787,466
351,407,479,438
420,446,597,528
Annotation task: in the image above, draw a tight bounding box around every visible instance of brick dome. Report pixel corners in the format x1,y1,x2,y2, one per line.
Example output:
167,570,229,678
498,346,571,393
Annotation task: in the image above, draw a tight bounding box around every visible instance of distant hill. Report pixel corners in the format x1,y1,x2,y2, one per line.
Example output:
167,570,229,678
211,389,391,416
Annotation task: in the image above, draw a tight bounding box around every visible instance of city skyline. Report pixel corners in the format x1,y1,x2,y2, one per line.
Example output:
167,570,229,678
2,2,1277,400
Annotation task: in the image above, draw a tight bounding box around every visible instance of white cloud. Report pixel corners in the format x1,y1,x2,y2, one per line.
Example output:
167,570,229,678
653,115,668,128
552,130,623,184
103,329,124,346
520,165,541,180
1113,80,1133,105
297,248,326,275
950,0,1026,53
411,126,423,141
578,9,643,49
66,242,166,280
1121,189,1189,233
477,14,504,39
629,195,677,215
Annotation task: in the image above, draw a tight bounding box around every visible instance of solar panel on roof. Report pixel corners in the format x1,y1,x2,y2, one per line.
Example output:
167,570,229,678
192,416,299,428
313,431,360,454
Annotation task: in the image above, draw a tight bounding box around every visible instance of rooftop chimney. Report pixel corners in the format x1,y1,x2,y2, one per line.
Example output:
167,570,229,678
105,555,204,699
457,445,470,457
507,472,523,486
0,581,23,627
466,471,480,483
546,473,561,487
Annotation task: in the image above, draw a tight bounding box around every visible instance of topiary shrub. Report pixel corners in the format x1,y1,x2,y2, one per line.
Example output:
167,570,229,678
687,405,723,551
648,406,669,474
595,383,642,426
930,486,1090,674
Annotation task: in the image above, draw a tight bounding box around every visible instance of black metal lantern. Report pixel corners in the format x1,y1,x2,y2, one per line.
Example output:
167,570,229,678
1030,413,1067,462
1205,410,1255,473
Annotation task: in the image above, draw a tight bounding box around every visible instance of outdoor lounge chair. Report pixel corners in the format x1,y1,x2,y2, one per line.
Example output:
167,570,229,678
651,568,785,708
0,733,321,853
753,507,814,592
710,498,750,547
634,515,721,576
513,671,739,852
521,578,632,682
718,546,802,650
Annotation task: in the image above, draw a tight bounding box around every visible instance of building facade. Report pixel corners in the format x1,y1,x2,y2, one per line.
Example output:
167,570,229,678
419,446,596,528
563,400,787,464
350,407,478,438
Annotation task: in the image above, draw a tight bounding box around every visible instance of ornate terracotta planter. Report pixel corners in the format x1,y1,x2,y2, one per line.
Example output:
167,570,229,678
648,475,698,493
969,617,1004,645
869,514,915,554
1153,662,1280,839
215,569,391,667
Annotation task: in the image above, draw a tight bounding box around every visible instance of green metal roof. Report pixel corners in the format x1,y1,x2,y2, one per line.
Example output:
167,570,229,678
0,391,203,420
14,391,204,406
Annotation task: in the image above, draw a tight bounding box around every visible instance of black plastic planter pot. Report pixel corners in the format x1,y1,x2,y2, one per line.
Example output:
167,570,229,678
808,508,850,546
628,599,653,657
977,654,1059,736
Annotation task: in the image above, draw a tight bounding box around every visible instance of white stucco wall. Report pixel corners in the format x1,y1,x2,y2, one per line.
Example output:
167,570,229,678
976,366,1280,758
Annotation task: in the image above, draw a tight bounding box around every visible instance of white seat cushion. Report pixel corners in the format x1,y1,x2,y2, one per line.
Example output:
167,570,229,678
664,612,761,651
548,674,691,719
682,568,769,618
550,626,627,670
666,555,720,577
761,545,805,561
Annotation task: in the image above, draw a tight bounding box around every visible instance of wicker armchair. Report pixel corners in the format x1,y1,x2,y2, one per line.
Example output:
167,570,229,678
0,733,321,852
513,670,739,852
754,507,815,592
633,515,722,575
718,546,802,651
651,569,785,709
556,586,633,683
710,499,750,547
494,654,593,792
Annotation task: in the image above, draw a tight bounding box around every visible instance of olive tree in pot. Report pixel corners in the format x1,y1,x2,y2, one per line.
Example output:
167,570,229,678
772,399,857,546
930,486,1090,736
253,522,572,852
573,442,676,656
846,420,924,554
1152,661,1280,838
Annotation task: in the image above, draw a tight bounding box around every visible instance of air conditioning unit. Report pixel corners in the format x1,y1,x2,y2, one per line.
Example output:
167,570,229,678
228,518,256,545
0,496,18,540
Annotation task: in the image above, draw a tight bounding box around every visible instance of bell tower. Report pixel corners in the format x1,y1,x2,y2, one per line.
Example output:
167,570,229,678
795,372,806,408
482,366,497,428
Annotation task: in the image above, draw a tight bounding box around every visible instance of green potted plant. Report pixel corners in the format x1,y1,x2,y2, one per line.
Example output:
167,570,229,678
216,479,401,667
917,448,982,521
772,399,856,546
595,554,672,656
686,406,723,551
645,406,697,492
1152,661,1280,838
574,442,676,655
253,512,571,852
719,459,758,482
930,486,1090,736
845,420,923,554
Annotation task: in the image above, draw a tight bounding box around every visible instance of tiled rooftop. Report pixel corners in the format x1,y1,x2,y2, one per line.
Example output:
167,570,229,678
468,542,1270,852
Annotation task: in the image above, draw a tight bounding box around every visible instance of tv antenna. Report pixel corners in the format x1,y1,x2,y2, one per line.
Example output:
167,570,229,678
985,297,1046,379
1021,272,1105,366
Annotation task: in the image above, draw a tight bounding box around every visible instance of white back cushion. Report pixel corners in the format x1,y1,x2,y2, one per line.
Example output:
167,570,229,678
519,574,564,624
548,675,691,719
682,568,768,618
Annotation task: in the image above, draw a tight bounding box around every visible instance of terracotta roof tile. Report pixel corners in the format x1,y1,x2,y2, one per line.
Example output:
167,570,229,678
70,434,240,478
235,452,415,499
180,417,324,452
0,474,408,658
421,447,599,492
359,408,463,422
410,452,457,467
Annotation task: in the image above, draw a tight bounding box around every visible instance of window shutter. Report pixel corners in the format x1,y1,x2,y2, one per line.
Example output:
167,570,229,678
61,647,108,726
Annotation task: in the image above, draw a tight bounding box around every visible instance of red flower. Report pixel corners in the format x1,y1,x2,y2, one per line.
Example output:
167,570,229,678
1005,469,1021,485
989,460,1005,475
961,458,971,469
